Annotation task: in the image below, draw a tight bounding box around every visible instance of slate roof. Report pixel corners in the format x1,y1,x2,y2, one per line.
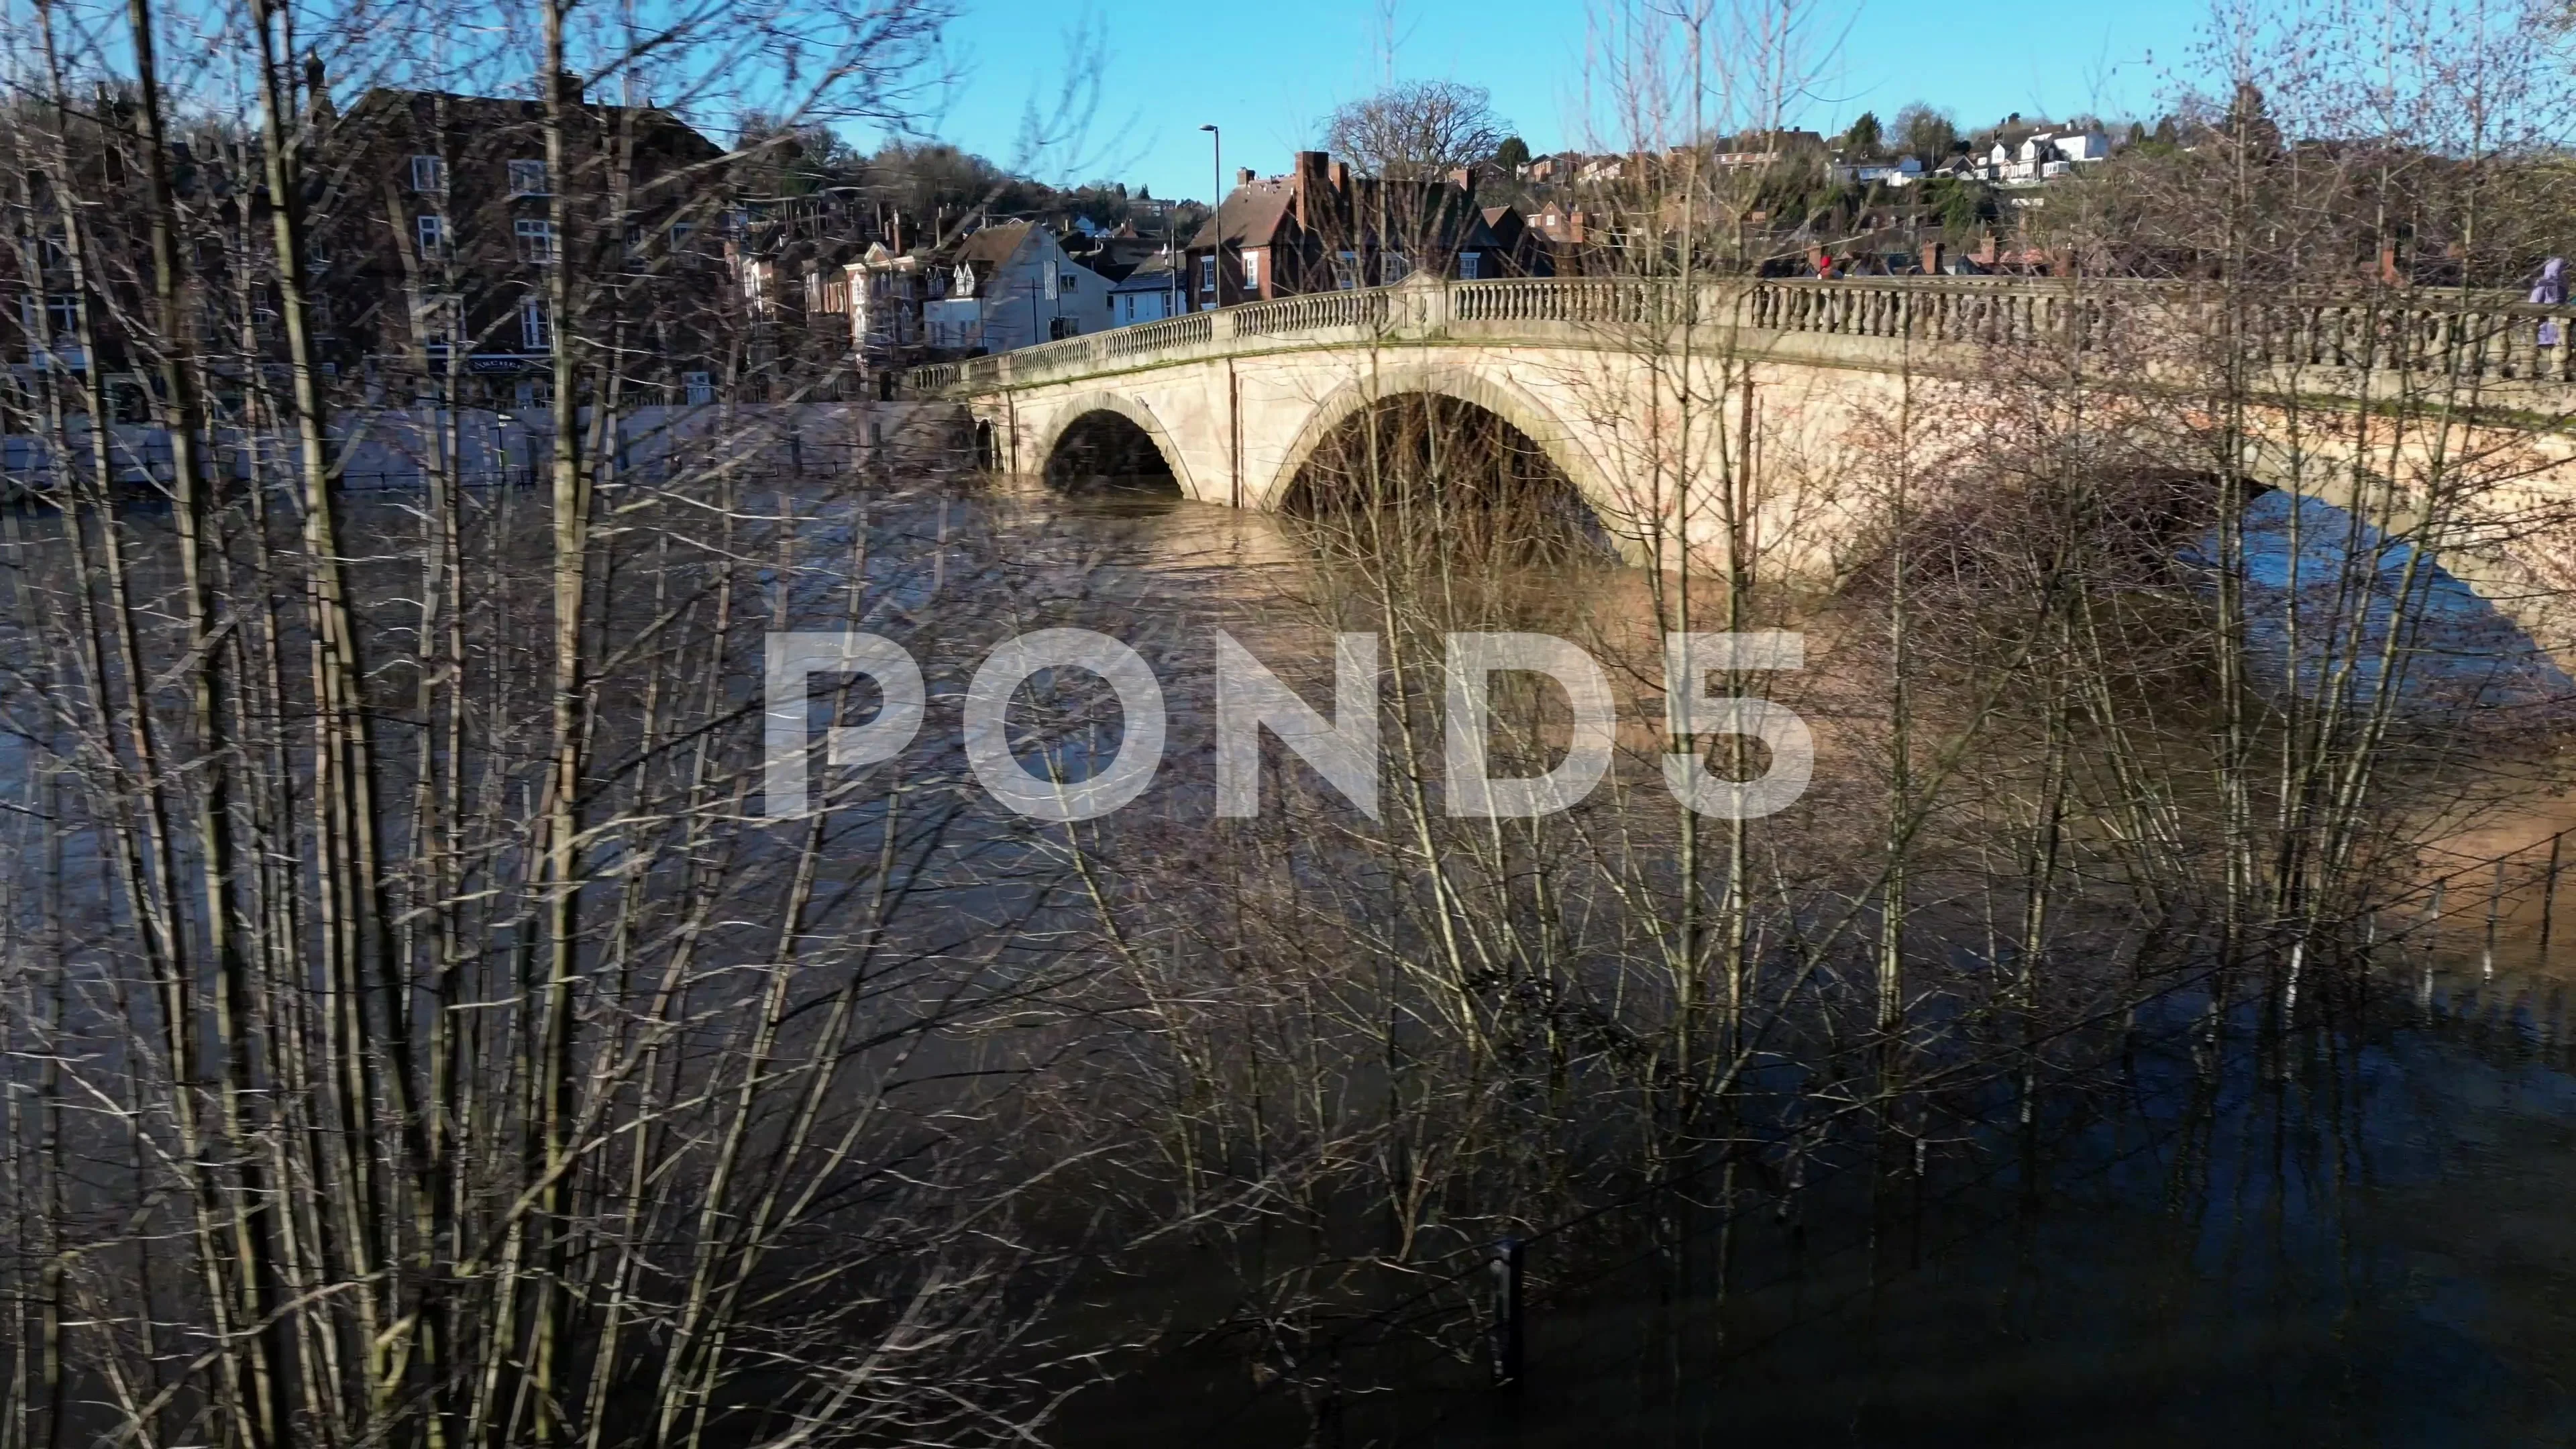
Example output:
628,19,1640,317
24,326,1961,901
1184,180,1296,250
1108,254,1177,292
953,221,1034,267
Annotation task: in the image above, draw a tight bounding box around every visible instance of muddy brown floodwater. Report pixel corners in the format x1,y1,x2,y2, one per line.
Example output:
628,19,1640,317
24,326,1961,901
1003,485,2576,1448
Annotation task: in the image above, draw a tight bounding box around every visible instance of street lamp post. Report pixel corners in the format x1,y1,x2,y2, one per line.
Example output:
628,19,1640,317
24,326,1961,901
1199,123,1220,311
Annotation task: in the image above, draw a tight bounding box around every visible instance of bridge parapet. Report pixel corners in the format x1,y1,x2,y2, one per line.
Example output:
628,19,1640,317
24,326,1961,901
907,276,2576,410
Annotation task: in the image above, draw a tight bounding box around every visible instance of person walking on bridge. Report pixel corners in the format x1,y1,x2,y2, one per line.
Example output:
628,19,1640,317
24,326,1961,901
2534,256,2565,349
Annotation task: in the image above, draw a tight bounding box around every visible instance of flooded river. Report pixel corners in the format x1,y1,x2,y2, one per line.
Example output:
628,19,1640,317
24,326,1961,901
988,485,2576,1447
6,469,2571,1449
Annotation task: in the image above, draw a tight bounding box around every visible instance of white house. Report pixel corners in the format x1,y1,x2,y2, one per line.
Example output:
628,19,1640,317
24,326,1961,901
1993,131,2114,184
2047,131,2112,163
1835,154,1923,186
841,241,934,361
1108,250,1183,326
916,221,1115,354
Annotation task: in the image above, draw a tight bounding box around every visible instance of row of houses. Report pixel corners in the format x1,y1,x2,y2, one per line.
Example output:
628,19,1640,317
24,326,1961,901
1947,130,2113,186
4,88,1568,419
738,146,1559,372
1514,129,2114,193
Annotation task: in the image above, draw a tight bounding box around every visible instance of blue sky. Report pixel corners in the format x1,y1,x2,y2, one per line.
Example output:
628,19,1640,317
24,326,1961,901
893,0,2214,203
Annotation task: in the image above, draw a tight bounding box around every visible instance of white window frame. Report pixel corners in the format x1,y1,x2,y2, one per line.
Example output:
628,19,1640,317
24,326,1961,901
1242,250,1261,292
1199,254,1216,293
521,296,551,350
23,294,83,365
413,294,459,358
507,158,549,197
410,154,445,193
1336,250,1358,289
515,218,557,264
416,213,445,256
1458,251,1481,280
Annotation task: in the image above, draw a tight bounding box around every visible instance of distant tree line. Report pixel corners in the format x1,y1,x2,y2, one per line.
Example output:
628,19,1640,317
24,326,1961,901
733,117,1193,234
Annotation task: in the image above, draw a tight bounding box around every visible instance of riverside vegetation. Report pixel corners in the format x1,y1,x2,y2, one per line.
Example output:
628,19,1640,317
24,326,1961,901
3,0,2576,1443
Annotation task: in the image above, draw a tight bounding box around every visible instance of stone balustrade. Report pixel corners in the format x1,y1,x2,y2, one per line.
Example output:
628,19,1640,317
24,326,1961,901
906,276,2576,403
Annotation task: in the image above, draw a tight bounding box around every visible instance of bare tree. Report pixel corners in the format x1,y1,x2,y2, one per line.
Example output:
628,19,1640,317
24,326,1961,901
1893,99,1956,165
1322,79,1511,180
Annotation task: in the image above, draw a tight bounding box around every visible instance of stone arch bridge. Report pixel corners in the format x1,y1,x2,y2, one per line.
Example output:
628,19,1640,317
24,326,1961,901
908,275,2576,652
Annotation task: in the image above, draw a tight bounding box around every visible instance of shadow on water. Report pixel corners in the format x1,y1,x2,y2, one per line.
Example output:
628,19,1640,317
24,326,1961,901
1432,980,2576,1447
1055,961,2576,1448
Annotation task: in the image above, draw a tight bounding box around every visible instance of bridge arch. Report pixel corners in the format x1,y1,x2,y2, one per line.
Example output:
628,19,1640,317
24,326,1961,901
1265,364,1633,551
1029,392,1199,498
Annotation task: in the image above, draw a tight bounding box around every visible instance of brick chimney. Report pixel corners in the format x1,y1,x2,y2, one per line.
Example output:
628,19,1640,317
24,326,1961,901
1293,150,1330,230
1921,240,1945,275
1235,166,1255,188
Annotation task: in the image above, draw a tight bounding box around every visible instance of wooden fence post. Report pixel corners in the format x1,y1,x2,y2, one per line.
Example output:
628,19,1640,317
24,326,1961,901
2543,832,2563,957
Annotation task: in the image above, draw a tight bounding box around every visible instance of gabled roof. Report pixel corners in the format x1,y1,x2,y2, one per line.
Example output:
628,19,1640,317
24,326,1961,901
1185,180,1295,250
953,221,1035,267
1063,233,1167,282
1108,254,1178,291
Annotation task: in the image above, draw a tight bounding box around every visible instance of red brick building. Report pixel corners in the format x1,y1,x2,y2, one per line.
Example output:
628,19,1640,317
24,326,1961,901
1180,150,1546,311
324,82,729,407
